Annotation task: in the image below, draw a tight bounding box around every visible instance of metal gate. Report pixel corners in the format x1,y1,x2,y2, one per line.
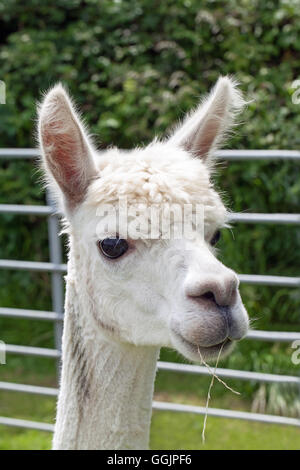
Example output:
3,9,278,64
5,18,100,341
0,148,300,433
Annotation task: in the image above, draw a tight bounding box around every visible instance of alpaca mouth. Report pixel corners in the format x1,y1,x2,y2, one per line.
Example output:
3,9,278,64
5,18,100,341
172,330,233,361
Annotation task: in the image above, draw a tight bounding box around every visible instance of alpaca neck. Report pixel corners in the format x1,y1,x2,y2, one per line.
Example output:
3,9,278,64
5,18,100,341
53,281,159,450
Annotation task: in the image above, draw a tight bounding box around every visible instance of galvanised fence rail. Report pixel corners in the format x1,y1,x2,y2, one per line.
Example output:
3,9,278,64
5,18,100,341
0,148,300,433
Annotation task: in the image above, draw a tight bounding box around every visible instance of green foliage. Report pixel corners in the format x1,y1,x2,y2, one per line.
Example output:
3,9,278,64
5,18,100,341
1,0,300,148
0,0,299,408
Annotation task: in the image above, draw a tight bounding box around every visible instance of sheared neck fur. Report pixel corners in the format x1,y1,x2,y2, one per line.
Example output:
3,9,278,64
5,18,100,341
53,273,159,450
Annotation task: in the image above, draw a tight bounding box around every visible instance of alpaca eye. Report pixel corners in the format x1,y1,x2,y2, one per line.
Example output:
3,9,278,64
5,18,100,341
99,237,128,259
210,230,221,246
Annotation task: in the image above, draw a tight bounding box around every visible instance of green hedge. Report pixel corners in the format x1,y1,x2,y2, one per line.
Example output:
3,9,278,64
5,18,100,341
0,1,299,401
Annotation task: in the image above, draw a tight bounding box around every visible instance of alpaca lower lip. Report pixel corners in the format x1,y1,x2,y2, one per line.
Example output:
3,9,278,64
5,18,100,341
172,330,232,357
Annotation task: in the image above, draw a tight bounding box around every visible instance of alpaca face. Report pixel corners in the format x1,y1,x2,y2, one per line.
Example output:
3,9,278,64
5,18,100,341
38,77,249,361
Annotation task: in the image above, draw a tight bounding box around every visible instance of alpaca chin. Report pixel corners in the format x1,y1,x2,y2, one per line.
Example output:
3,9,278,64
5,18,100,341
170,328,235,363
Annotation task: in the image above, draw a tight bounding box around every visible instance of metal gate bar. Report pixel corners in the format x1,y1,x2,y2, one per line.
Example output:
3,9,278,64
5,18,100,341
1,260,299,286
152,402,300,427
0,149,299,434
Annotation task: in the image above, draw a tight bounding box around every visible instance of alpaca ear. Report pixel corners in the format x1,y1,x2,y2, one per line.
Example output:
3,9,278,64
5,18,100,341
38,84,97,209
168,76,245,163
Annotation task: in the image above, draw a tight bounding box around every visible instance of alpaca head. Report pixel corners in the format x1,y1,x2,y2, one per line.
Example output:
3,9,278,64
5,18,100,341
38,77,248,362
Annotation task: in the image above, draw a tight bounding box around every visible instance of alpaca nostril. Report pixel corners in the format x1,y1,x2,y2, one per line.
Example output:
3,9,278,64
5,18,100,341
196,291,231,309
201,291,216,303
185,274,238,307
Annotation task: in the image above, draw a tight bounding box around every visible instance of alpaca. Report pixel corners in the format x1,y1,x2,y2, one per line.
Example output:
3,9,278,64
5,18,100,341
38,76,249,450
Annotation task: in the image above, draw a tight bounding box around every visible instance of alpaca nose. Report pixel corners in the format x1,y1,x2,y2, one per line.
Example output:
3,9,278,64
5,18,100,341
186,274,238,307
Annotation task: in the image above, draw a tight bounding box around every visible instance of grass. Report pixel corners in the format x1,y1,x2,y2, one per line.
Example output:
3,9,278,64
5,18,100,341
0,428,52,451
0,368,299,450
1,416,299,451
150,413,300,450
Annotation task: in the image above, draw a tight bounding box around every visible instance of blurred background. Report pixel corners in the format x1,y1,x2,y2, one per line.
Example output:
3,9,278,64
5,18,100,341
0,0,299,450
